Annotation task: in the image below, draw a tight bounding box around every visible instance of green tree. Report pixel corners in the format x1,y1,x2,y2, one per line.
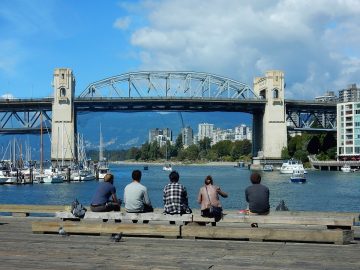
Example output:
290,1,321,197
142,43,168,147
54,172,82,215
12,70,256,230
185,144,200,160
281,147,290,159
307,136,321,154
240,139,252,156
231,141,243,160
211,140,233,160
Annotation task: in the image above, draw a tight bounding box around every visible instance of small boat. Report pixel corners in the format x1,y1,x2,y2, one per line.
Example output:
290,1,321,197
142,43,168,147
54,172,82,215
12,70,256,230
234,161,245,168
263,165,273,171
163,164,173,171
290,169,306,183
43,173,64,184
143,165,149,171
280,159,306,174
98,166,111,180
341,164,351,173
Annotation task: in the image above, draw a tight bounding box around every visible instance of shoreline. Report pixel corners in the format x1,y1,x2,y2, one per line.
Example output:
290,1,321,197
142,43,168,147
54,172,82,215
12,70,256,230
110,161,241,166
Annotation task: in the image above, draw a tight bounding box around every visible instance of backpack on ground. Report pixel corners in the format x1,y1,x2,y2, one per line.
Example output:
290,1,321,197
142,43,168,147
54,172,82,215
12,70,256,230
71,199,87,218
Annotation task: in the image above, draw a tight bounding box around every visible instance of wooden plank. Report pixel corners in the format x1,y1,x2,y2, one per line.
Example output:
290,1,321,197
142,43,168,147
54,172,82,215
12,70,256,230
193,214,354,227
181,226,354,245
31,221,180,237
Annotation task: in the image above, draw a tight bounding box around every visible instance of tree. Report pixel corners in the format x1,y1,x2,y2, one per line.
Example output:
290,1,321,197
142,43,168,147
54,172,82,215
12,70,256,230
307,136,321,154
321,132,337,152
240,140,252,156
281,147,290,159
231,141,243,160
211,140,233,160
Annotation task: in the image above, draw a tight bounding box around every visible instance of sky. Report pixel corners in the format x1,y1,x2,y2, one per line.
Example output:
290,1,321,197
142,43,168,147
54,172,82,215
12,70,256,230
1,0,360,100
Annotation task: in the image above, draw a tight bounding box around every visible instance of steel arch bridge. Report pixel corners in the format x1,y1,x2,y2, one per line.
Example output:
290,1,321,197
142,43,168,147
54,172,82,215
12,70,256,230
79,71,258,99
0,71,337,134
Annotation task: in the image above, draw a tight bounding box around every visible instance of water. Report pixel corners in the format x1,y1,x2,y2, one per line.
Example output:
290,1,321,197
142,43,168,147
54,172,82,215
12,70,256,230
1,164,359,212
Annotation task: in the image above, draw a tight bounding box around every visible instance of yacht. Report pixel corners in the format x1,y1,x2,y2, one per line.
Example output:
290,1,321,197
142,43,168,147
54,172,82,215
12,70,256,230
43,173,64,184
341,164,351,173
280,159,306,174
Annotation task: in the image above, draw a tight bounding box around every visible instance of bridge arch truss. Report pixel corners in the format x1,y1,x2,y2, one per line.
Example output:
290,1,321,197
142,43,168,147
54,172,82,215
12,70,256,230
80,71,259,100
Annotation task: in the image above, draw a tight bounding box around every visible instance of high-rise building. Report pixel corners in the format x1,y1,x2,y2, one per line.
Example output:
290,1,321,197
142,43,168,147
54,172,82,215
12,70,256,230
148,128,172,145
181,126,193,147
234,124,252,141
338,84,360,103
337,86,360,160
198,123,214,141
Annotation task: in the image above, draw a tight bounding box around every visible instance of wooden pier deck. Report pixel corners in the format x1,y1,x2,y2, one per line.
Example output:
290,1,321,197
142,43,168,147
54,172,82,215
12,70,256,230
1,216,360,270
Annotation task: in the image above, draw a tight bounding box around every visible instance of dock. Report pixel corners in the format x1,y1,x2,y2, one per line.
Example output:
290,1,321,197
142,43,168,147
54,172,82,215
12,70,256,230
0,205,360,269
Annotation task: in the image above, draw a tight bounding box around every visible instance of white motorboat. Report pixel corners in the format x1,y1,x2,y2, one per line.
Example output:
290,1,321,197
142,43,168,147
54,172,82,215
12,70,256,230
163,164,173,172
263,165,273,171
73,170,95,181
341,164,351,173
43,173,64,184
280,159,306,174
290,169,306,183
98,166,110,180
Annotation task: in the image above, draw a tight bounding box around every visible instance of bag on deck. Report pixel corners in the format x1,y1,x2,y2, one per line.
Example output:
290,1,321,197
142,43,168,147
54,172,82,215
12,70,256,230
71,199,87,218
209,206,223,222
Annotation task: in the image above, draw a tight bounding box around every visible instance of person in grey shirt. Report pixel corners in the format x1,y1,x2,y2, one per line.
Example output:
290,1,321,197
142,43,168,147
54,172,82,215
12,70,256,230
245,172,270,215
124,170,153,213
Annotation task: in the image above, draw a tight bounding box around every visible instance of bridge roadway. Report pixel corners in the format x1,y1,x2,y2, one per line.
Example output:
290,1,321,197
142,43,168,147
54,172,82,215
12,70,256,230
0,97,336,113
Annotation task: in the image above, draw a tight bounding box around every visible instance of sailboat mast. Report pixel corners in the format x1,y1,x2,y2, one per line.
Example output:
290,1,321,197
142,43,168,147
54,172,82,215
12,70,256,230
99,124,103,161
40,111,43,173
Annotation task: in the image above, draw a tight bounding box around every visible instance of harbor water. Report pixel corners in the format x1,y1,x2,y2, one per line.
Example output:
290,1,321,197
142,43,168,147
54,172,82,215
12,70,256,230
0,164,359,212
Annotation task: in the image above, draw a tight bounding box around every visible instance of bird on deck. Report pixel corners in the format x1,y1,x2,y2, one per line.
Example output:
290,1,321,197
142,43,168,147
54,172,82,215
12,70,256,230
111,232,123,242
58,226,68,237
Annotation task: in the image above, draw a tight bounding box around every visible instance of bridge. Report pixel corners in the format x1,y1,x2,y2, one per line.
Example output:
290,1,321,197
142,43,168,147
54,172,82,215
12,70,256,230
0,69,337,161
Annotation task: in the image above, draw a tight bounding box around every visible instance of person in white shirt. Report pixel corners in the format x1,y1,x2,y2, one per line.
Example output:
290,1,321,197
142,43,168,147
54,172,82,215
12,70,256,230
124,170,153,213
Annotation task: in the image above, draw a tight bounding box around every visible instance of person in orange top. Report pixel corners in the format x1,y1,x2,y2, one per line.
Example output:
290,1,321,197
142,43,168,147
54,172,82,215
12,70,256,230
197,175,228,219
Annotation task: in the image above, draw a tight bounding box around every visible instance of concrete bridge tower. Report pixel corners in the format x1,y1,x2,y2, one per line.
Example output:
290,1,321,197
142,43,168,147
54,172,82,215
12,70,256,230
252,70,287,159
51,68,77,166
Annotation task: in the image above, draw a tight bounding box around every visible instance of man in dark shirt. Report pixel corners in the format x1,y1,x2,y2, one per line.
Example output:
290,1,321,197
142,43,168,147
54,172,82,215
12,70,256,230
163,171,191,215
91,173,121,212
245,172,270,215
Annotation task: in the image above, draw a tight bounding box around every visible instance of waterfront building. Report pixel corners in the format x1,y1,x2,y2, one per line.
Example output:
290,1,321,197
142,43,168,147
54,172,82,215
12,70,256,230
315,91,337,102
337,90,360,160
148,128,172,145
198,123,214,141
181,126,193,148
338,84,360,103
212,128,235,145
234,124,252,141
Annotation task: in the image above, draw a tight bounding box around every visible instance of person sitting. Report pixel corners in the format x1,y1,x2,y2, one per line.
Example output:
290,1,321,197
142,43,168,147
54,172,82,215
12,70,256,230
163,171,191,215
197,175,228,220
245,172,270,215
90,173,121,212
124,169,153,213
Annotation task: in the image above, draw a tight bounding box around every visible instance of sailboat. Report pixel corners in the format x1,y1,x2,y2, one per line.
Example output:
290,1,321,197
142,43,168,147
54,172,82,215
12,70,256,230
162,141,173,172
97,124,110,180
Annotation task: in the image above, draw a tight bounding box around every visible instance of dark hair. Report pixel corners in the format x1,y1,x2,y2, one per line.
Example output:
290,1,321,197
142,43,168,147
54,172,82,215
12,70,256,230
169,171,179,182
204,175,213,185
104,173,114,183
250,172,261,184
132,170,142,181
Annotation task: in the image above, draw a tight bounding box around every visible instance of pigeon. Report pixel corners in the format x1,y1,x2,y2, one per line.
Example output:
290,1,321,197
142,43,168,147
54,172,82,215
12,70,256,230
58,226,68,237
111,232,123,242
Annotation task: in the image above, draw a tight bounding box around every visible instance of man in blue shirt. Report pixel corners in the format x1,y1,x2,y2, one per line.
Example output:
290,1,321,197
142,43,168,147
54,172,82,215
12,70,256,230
245,172,270,215
91,174,121,212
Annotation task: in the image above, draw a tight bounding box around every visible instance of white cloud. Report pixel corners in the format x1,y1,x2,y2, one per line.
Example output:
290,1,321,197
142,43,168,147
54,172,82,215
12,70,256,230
1,93,15,99
128,0,360,99
113,17,131,30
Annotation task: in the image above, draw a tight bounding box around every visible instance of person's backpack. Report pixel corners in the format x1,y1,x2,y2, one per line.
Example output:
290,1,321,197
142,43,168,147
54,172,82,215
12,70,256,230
275,200,289,211
71,199,87,218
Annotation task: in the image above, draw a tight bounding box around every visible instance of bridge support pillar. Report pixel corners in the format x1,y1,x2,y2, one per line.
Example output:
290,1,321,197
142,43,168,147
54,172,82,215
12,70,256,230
51,68,77,166
253,70,287,159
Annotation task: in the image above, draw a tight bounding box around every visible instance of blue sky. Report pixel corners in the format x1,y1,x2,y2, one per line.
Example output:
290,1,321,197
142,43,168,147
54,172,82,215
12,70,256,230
1,0,360,99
